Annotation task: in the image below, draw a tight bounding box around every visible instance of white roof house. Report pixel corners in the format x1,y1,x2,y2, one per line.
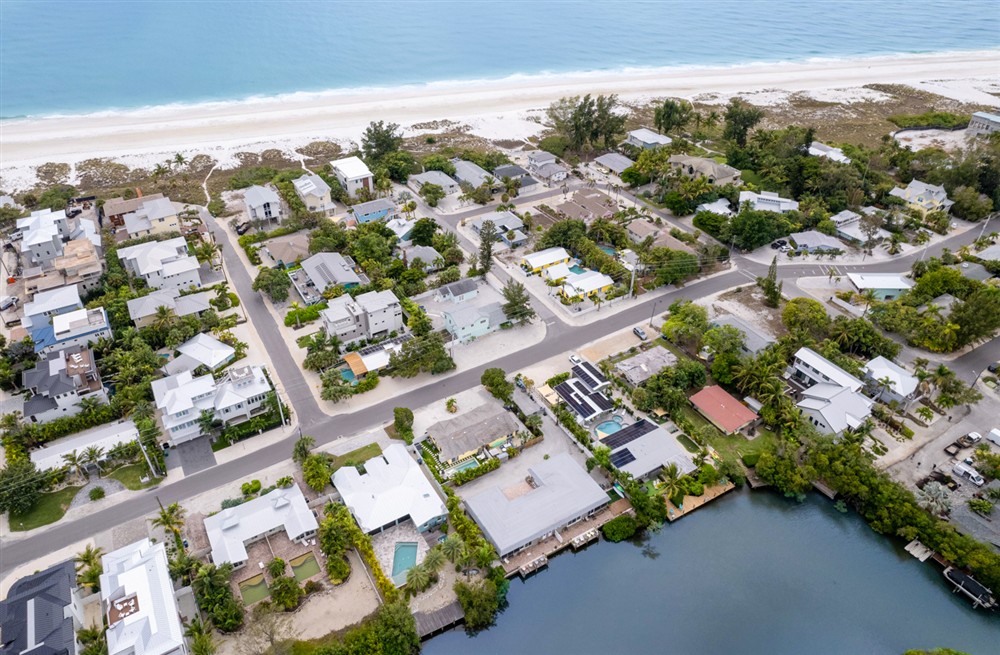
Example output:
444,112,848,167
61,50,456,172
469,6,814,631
862,356,919,403
526,150,557,171
847,273,913,296
464,454,608,557
808,141,852,164
789,230,843,252
543,261,573,283
122,197,178,238
331,156,372,180
213,365,272,416
451,159,495,188
521,247,570,271
151,370,216,439
603,419,697,480
594,152,635,175
829,209,890,244
625,128,672,149
40,307,112,354
797,383,874,436
976,244,1000,261
409,170,460,195
739,190,799,213
100,539,187,655
293,172,330,198
697,198,733,216
117,237,202,291
969,111,1000,137
243,185,283,223
332,443,447,534
889,179,954,213
791,347,863,391
562,270,614,298
169,332,235,372
126,289,212,326
204,485,318,567
22,285,83,329
31,420,139,471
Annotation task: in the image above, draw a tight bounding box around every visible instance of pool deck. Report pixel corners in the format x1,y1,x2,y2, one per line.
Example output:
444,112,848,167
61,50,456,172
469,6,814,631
229,531,323,600
371,520,430,586
502,498,633,577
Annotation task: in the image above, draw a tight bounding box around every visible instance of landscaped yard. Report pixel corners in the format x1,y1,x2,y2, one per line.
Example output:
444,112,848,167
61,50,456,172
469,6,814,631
329,443,383,474
106,464,159,490
677,405,778,467
10,486,83,531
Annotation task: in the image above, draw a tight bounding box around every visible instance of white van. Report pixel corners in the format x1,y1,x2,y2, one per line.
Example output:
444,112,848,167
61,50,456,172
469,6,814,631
952,461,985,487
0,296,17,311
987,428,1000,448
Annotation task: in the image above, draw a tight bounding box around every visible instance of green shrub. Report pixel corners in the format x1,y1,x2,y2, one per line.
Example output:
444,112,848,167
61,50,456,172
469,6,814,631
888,112,970,130
545,372,570,387
601,514,638,542
88,487,106,501
742,453,760,467
267,557,286,578
451,457,500,485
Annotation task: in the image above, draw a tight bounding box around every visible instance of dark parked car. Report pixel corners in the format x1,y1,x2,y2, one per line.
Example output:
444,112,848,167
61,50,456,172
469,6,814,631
988,362,999,373
235,222,251,235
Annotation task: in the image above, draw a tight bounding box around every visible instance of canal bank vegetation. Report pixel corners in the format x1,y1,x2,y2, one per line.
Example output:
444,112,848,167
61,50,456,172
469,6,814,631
755,432,1000,594
288,601,419,655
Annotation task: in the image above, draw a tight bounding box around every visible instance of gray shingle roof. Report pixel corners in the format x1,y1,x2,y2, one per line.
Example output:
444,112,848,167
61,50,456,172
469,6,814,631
0,560,77,655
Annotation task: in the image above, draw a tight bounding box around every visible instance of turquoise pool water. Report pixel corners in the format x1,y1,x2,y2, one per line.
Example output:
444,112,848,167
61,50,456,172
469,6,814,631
392,542,419,584
595,419,623,435
569,265,587,274
454,459,480,473
598,245,616,256
340,369,357,385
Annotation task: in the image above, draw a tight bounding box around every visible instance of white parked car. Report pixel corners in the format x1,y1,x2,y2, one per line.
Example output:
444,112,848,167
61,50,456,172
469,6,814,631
569,354,583,365
968,431,983,443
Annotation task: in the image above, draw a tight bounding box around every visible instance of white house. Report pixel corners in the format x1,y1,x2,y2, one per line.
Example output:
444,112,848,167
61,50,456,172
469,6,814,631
292,173,335,215
333,443,447,534
320,289,403,345
525,150,557,171
789,230,842,253
534,161,569,185
862,356,920,407
22,285,83,331
17,209,79,269
152,365,272,444
331,156,374,197
126,288,213,328
808,141,852,164
847,272,913,300
789,347,863,391
594,152,635,176
739,190,799,213
789,347,872,437
291,252,364,304
408,170,460,196
165,332,236,375
968,111,1000,137
625,128,672,150
30,420,139,471
243,185,284,224
443,302,506,343
435,279,478,304
889,179,954,214
561,270,615,300
22,346,107,424
204,485,318,568
521,247,571,273
451,159,495,189
830,209,890,245
696,198,734,216
100,539,187,655
117,237,202,291
35,308,113,355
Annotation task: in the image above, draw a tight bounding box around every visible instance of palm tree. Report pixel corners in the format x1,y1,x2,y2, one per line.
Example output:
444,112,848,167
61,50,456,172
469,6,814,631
151,305,178,332
423,547,446,572
660,462,682,500
184,617,216,655
62,449,88,481
129,400,155,422
288,301,303,328
441,534,466,563
83,445,106,473
152,163,169,180
77,396,103,415
152,502,186,549
197,410,217,438
174,153,187,167
1,410,23,434
292,435,316,464
474,543,496,568
524,414,543,432
445,398,457,413
406,563,431,592
76,543,104,573
916,482,951,516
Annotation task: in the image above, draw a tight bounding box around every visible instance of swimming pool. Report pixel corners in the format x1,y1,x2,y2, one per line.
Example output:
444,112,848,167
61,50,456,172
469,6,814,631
239,574,269,605
595,415,624,436
290,553,321,582
569,265,587,274
340,369,357,385
453,459,480,473
598,245,616,256
392,542,419,585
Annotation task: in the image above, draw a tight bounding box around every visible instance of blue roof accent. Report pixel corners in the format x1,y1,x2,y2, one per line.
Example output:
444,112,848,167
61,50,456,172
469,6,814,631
29,324,55,352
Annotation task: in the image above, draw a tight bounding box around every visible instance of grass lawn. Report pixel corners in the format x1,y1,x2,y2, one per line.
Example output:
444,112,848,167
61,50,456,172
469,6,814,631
329,443,383,473
10,486,83,532
107,464,159,490
676,433,701,453
705,426,779,467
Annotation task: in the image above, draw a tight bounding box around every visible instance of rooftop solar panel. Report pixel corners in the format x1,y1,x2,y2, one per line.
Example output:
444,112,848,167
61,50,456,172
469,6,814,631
589,391,613,411
603,419,657,450
610,449,636,468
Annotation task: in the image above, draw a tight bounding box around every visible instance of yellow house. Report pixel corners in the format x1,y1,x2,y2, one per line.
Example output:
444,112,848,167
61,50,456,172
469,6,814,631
521,246,571,274
888,180,954,215
123,197,180,239
560,270,614,300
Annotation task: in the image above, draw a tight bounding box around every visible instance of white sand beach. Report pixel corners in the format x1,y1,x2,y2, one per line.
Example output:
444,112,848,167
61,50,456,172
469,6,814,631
1,50,998,190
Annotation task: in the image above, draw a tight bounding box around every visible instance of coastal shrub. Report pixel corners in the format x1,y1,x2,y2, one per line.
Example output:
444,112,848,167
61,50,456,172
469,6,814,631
287,602,418,655
303,580,323,594
537,135,570,158
267,557,286,578
88,487,106,501
451,457,500,485
269,575,303,611
601,514,638,542
228,166,278,190
454,579,501,632
353,372,380,394
888,112,970,130
742,453,761,467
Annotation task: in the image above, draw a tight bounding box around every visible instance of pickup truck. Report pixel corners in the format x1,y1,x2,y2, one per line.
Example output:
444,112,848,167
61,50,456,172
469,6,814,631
956,435,975,448
944,443,961,456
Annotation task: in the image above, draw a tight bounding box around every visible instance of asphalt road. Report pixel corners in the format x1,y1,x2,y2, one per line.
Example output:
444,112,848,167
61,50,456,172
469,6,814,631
2,194,995,569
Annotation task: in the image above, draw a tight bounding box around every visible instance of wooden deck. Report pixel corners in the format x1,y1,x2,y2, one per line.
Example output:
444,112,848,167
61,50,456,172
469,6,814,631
502,498,633,577
414,601,465,640
666,481,736,522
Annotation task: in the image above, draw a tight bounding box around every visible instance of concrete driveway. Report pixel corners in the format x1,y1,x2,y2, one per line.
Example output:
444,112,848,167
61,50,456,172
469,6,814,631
173,436,217,476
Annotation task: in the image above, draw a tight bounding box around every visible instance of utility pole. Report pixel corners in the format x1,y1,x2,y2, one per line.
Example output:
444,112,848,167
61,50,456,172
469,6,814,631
628,265,636,299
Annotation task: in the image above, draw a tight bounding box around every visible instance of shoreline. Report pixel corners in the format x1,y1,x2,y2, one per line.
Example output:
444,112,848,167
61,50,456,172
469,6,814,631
1,49,998,191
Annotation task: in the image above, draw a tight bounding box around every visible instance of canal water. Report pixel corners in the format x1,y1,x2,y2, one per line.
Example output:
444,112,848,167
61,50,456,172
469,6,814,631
424,490,998,654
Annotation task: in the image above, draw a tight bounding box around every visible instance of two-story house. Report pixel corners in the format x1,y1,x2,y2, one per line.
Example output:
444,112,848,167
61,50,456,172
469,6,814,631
122,197,180,239
0,561,84,655
22,346,108,424
117,237,203,291
789,347,873,437
23,239,104,299
32,307,113,355
351,197,398,224
889,179,954,214
738,190,799,213
625,128,672,150
320,290,402,345
331,156,374,197
862,356,920,407
243,185,284,224
292,173,335,216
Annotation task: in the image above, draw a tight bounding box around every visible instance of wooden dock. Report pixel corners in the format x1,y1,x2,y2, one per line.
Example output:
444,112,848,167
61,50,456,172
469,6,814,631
743,464,770,489
811,479,838,499
667,481,736,522
518,555,549,577
414,601,465,640
571,528,599,550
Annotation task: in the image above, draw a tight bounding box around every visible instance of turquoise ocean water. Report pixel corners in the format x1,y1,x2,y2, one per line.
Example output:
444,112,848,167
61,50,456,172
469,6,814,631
1,0,998,118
